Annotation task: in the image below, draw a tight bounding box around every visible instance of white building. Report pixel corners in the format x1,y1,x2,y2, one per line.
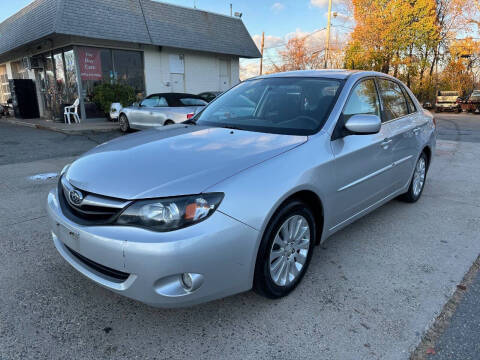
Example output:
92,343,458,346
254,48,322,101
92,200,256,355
0,0,260,120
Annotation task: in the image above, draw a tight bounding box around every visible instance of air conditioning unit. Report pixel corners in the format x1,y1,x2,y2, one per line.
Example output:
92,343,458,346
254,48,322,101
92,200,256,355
30,57,43,69
22,57,30,70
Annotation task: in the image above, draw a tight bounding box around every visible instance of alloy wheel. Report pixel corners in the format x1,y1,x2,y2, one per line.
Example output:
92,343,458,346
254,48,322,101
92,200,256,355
269,215,311,286
119,115,128,132
413,157,426,197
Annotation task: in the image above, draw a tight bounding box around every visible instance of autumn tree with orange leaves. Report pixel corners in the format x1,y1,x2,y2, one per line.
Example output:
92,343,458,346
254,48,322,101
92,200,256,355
269,37,322,72
344,0,479,100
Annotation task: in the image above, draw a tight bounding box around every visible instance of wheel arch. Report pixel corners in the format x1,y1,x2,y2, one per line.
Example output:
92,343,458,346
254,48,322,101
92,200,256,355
264,190,325,245
422,145,432,170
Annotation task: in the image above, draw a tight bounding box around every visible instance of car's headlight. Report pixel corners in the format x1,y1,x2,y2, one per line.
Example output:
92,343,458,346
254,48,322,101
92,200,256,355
116,193,224,232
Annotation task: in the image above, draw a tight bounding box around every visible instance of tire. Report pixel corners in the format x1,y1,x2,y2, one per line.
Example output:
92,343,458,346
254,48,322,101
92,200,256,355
119,114,130,133
399,152,428,203
253,200,316,299
164,120,175,125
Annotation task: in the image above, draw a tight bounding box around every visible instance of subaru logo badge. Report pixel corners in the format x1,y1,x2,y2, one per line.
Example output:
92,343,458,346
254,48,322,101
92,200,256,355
69,189,83,206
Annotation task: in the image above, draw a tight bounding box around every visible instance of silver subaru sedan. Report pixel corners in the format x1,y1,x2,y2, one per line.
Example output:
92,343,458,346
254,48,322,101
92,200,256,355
47,70,436,307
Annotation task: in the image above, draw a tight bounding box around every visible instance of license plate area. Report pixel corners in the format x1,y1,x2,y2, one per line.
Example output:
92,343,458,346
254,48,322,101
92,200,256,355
55,222,81,251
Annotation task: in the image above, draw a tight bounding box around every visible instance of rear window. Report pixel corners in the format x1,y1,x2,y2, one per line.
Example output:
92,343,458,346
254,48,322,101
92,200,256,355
178,97,208,106
377,79,409,121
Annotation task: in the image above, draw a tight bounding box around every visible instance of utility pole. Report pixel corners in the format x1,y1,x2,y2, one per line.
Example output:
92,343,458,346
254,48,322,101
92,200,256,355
324,0,333,69
259,32,265,75
230,3,233,16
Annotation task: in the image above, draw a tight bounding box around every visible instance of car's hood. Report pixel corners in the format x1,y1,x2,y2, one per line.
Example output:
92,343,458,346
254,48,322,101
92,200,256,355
66,125,307,199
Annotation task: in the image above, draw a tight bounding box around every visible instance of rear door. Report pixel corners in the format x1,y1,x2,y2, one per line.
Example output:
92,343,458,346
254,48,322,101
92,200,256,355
376,78,422,190
330,78,395,228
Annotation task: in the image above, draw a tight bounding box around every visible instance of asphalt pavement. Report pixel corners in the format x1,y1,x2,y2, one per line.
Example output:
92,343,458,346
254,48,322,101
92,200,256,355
426,271,480,360
0,114,479,360
0,121,122,166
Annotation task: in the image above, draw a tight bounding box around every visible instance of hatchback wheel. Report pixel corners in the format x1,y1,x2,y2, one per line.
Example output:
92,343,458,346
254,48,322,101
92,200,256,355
254,200,316,299
119,114,130,133
399,152,428,203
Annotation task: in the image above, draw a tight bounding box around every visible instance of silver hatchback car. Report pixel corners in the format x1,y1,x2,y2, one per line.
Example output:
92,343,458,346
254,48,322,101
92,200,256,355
47,70,436,307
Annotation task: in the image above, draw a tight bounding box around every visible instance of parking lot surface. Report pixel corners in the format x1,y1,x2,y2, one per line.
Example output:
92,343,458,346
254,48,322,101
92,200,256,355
0,115,479,359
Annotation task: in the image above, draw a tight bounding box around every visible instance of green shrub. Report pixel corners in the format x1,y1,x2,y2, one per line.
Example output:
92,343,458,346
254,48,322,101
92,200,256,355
92,83,136,114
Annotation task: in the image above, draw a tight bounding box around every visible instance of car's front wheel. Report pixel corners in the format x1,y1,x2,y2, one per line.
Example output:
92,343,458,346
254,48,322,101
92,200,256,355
254,200,316,299
399,152,428,203
119,114,130,133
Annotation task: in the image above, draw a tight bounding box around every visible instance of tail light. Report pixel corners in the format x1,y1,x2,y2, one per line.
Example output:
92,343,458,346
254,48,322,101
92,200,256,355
186,113,194,120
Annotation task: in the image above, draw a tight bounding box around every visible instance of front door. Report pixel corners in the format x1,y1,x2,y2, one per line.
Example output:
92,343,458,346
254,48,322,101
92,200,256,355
330,78,395,229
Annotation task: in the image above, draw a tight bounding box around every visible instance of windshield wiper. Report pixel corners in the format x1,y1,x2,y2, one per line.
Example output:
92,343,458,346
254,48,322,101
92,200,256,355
219,124,245,131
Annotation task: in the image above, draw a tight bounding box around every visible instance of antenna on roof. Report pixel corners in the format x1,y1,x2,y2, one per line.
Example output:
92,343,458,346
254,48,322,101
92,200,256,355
193,0,197,8
230,3,233,16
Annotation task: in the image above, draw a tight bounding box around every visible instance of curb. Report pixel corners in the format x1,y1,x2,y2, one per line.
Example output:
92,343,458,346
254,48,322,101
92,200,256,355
1,118,120,135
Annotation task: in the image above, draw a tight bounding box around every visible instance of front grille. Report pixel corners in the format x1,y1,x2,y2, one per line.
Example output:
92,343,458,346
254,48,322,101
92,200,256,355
65,245,130,282
59,176,131,225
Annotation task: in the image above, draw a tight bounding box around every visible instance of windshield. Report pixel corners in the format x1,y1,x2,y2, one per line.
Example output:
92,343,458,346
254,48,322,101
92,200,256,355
195,77,343,135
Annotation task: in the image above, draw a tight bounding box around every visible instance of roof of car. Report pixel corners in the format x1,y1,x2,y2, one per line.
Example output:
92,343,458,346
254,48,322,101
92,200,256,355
252,69,388,80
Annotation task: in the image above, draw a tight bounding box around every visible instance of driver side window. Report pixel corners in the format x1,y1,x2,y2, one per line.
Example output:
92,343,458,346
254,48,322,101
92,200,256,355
343,79,380,120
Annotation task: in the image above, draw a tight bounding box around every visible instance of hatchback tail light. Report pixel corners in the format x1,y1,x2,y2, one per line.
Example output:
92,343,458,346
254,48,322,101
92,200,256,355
186,113,194,120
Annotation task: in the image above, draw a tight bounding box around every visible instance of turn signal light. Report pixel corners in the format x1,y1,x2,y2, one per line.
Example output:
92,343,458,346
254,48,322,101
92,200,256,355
187,113,194,120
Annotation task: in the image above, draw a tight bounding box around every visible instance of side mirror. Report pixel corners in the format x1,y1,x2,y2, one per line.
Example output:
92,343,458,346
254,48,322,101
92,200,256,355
344,114,381,135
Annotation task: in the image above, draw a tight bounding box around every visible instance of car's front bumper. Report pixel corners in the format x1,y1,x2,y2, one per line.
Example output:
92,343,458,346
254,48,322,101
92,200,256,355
46,188,259,307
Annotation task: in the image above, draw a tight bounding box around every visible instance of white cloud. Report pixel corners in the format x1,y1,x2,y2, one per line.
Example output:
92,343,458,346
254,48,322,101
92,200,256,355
252,34,284,49
271,2,285,12
240,59,261,80
310,0,329,8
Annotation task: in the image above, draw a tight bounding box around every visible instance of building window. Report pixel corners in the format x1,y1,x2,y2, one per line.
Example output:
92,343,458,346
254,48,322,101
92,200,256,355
78,47,145,117
0,65,10,104
64,50,78,102
112,50,145,95
10,61,28,79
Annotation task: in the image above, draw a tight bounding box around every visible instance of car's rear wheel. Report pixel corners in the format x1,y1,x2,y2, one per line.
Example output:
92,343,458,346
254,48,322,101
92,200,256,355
119,114,130,133
164,120,174,125
254,200,316,299
399,152,428,203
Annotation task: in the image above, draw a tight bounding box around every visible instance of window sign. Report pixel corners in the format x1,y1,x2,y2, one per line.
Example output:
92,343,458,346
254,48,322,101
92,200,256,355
78,47,103,80
169,54,185,74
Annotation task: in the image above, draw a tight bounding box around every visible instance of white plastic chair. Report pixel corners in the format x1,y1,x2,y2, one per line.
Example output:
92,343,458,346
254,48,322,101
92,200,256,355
64,99,80,124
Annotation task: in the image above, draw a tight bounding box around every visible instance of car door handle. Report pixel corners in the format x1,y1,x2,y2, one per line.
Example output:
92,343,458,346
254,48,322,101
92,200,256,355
381,139,392,147
413,127,421,134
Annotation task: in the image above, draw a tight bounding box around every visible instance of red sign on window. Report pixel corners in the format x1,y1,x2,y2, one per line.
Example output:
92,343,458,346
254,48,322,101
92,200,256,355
78,47,102,80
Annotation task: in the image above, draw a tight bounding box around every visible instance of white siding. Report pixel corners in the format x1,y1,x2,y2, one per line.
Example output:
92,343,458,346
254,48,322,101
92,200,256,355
143,46,240,96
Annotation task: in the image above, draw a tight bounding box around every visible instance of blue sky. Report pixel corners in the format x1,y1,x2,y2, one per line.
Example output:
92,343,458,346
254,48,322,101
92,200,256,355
0,0,349,78
0,0,334,39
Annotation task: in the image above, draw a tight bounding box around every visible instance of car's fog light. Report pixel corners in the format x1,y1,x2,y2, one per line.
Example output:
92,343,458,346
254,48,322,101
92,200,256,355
181,273,193,291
